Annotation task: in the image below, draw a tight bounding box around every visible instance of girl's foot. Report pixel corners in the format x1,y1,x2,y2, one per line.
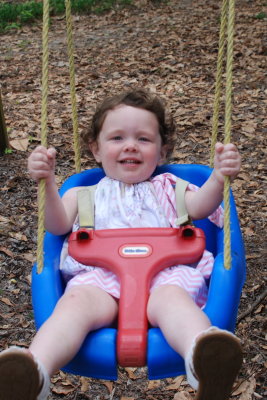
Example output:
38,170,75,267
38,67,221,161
0,347,50,400
185,327,243,400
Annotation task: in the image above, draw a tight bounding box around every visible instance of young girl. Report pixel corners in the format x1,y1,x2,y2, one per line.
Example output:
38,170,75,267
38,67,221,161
0,89,242,400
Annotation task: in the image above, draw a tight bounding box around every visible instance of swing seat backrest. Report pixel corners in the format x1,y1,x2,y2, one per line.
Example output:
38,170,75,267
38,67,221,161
31,164,246,380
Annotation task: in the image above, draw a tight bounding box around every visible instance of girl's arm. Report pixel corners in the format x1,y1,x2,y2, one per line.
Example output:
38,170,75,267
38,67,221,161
28,146,78,235
185,143,241,220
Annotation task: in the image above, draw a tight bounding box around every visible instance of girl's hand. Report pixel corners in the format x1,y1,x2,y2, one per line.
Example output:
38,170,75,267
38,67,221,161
28,145,56,183
213,142,241,185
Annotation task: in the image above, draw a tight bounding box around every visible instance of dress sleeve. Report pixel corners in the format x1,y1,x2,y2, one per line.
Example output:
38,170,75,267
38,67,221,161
151,173,224,228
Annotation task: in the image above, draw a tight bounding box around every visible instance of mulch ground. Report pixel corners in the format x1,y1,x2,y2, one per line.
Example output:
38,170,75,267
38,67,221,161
0,0,266,399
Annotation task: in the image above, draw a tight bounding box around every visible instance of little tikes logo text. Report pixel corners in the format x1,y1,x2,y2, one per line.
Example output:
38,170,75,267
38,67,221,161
119,244,152,258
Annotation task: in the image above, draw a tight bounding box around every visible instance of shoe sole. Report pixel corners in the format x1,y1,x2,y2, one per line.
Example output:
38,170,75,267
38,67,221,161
0,351,40,400
193,332,243,400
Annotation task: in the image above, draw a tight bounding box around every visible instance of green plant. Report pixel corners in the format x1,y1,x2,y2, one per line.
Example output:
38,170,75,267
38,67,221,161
20,10,35,23
254,11,266,19
3,22,21,32
4,148,13,154
0,0,133,33
18,39,32,48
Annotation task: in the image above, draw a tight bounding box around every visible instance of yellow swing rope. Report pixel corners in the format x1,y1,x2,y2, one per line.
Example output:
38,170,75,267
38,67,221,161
210,0,228,165
36,0,49,274
210,0,235,270
37,0,80,273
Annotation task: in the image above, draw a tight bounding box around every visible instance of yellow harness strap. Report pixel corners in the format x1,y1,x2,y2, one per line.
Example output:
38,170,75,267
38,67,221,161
77,177,191,230
175,178,191,226
78,185,97,229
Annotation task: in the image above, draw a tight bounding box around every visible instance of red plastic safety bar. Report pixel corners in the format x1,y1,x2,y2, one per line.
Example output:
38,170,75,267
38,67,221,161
68,226,205,367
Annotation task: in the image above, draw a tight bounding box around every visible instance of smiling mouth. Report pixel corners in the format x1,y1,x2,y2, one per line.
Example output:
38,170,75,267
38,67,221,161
119,160,141,164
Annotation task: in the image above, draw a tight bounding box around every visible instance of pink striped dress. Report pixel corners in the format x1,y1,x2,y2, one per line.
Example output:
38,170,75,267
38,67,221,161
60,173,224,308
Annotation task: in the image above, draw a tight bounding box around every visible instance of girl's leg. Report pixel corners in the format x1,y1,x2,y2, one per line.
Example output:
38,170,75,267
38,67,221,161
147,284,210,358
30,284,118,375
0,285,118,400
147,284,242,400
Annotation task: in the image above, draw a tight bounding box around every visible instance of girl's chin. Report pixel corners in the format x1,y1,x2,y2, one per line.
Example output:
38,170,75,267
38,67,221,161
105,173,151,185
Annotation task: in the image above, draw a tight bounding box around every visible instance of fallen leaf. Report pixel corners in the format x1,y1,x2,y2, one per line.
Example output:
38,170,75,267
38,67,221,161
243,227,255,236
0,246,15,257
21,252,35,262
9,232,28,241
173,391,193,399
9,137,29,151
102,380,113,393
52,384,76,395
232,377,256,398
80,376,90,392
0,216,11,224
125,367,138,380
147,380,161,389
255,304,264,314
120,397,135,400
0,297,14,307
0,312,15,319
166,375,184,390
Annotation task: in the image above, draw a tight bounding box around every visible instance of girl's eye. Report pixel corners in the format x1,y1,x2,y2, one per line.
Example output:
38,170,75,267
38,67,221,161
139,137,150,142
111,136,122,141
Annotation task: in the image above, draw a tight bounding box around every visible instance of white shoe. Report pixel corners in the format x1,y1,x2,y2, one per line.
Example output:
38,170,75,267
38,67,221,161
185,327,243,400
0,346,50,400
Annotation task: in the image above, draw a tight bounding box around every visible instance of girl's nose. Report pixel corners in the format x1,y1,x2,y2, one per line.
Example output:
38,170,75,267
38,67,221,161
124,139,138,151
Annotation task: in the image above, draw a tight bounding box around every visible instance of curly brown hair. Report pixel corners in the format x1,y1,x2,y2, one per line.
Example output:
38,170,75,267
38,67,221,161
81,89,176,164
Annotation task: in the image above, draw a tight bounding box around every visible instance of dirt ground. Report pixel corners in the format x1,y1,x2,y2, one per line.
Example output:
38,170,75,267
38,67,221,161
0,0,266,399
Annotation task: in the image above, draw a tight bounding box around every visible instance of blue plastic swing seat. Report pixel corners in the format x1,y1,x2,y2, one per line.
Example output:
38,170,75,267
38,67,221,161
31,164,246,380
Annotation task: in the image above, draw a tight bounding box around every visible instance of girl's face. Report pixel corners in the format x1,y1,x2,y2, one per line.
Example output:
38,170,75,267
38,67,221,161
90,105,167,184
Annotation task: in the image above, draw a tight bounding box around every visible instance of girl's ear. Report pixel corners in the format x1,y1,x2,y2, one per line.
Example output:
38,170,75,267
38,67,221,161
158,144,168,165
89,141,101,163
